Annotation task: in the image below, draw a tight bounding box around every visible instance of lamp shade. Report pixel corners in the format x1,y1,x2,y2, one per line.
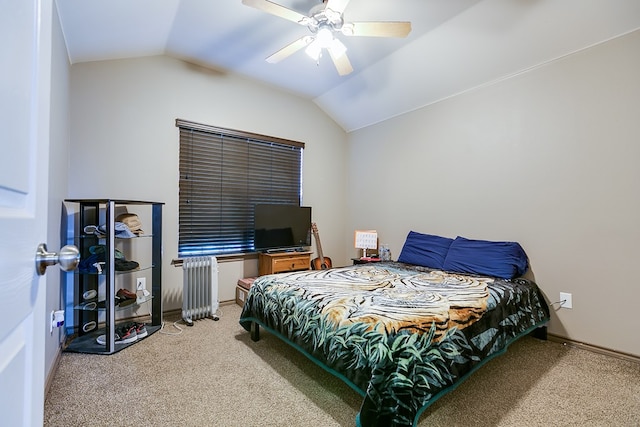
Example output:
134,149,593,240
355,230,378,250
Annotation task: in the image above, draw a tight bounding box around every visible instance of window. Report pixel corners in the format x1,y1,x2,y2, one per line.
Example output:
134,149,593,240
176,119,304,256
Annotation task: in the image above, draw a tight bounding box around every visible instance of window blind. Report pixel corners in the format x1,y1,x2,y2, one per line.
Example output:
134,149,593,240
176,119,304,256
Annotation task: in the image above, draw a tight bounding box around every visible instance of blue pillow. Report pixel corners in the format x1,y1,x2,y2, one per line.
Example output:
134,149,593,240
397,231,454,269
442,236,528,279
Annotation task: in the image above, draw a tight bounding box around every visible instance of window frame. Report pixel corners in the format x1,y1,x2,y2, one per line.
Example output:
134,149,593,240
176,119,305,258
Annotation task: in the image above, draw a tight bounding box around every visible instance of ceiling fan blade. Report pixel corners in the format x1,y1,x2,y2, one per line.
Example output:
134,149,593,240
242,0,308,25
328,46,353,76
325,0,351,14
266,36,312,63
343,21,412,38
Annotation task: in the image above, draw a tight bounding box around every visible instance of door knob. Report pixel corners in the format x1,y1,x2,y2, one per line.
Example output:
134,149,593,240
35,243,80,276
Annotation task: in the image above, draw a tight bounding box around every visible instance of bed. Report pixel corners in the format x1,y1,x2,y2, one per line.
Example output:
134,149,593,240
239,232,550,427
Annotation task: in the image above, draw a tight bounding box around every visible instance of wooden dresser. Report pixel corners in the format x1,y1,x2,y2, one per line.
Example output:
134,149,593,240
258,251,312,275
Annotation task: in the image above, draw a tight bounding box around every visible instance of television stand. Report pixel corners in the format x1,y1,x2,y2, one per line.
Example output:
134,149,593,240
258,251,312,275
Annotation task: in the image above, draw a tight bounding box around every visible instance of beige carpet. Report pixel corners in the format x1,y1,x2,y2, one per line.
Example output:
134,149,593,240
44,303,640,427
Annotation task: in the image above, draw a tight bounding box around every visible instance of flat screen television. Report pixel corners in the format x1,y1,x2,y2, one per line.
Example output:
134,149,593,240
254,204,312,252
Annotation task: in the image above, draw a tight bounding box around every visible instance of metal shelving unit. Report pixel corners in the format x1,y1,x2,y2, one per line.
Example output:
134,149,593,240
63,199,163,354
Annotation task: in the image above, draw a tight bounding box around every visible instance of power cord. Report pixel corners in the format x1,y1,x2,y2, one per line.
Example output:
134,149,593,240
159,307,223,335
159,319,186,335
549,299,567,307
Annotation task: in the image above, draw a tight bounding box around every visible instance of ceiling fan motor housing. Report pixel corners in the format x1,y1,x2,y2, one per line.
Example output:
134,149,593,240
305,4,344,34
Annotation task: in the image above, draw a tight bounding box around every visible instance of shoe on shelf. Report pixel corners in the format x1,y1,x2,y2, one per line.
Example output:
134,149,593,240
116,324,138,343
116,288,137,307
132,322,148,339
96,296,137,308
117,297,137,307
116,288,136,300
95,324,138,345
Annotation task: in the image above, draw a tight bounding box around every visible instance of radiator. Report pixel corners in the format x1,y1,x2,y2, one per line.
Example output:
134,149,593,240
182,256,219,325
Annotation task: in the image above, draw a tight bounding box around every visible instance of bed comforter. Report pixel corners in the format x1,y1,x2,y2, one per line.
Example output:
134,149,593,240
239,262,550,427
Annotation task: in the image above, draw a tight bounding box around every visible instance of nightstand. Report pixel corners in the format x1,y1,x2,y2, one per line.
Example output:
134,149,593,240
352,257,382,265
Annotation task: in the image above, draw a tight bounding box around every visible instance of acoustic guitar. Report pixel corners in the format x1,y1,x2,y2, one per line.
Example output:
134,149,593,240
311,222,332,270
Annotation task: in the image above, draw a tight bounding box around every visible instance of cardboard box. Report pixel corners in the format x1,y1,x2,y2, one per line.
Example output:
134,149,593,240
236,277,256,307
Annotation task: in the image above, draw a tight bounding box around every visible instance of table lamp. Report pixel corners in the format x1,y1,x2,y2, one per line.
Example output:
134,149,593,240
354,230,378,258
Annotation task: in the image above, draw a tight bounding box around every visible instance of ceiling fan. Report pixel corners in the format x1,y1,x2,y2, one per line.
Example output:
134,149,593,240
242,0,411,76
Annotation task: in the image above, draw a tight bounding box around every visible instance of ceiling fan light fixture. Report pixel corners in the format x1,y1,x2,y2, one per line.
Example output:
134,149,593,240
305,26,347,62
305,40,323,61
316,27,334,48
329,38,347,58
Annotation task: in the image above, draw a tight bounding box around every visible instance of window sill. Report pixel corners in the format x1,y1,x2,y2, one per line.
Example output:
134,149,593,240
171,252,258,267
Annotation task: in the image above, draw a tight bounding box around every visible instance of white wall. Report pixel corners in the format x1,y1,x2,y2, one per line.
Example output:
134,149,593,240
347,30,640,357
45,2,71,384
68,55,348,308
64,31,639,358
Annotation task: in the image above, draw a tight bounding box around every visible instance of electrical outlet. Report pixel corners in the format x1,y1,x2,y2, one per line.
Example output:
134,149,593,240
51,310,64,333
560,292,572,309
136,277,146,291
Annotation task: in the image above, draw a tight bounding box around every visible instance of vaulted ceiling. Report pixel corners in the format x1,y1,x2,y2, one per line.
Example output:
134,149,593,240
56,0,640,132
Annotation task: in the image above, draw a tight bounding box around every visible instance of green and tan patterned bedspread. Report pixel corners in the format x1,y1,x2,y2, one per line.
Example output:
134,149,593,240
239,262,550,427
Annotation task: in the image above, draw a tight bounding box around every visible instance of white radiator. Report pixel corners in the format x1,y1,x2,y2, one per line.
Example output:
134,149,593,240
182,256,219,325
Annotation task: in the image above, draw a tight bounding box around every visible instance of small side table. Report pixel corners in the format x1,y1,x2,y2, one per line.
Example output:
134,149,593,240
352,257,382,265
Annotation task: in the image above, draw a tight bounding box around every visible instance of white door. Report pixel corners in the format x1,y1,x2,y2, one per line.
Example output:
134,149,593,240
0,0,53,425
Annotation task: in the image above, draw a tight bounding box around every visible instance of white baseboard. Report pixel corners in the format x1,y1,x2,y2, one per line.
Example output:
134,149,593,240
548,333,640,364
44,348,63,400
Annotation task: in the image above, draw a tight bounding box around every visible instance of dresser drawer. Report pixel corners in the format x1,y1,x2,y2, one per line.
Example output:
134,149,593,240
272,256,309,273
